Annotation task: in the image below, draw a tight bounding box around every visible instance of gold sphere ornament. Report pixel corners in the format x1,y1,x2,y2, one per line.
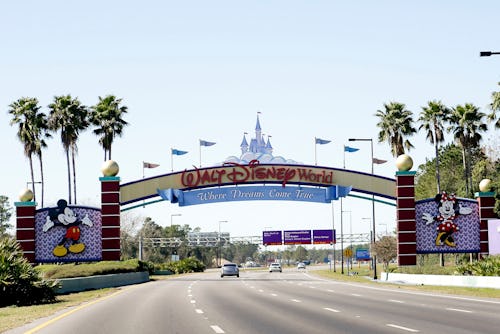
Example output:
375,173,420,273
19,188,34,202
396,154,413,171
101,160,119,177
479,178,492,192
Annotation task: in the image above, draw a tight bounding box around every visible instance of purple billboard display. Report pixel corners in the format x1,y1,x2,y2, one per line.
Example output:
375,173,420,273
284,230,312,245
263,230,283,245
313,229,334,244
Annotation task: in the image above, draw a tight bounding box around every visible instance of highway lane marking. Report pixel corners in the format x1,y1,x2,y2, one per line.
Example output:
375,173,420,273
271,293,278,297
327,289,335,293
23,288,128,334
323,307,341,313
351,293,362,297
389,299,405,303
304,273,500,305
195,309,204,314
386,324,420,332
211,325,225,333
190,300,196,304
291,299,301,303
258,289,264,293
446,308,472,313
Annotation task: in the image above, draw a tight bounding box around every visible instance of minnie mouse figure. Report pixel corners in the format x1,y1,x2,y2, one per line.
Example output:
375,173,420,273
422,191,472,247
43,199,93,257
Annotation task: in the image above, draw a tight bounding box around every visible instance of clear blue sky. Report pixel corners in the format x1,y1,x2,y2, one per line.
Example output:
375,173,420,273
1,1,499,240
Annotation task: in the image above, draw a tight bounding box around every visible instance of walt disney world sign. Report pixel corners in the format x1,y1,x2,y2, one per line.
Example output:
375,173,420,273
120,161,397,207
157,161,351,206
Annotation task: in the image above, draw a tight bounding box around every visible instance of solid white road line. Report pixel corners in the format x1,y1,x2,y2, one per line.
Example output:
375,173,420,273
446,308,472,313
386,324,420,332
323,307,341,313
211,325,225,333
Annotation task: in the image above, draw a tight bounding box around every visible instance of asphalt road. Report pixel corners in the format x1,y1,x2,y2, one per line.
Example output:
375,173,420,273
9,267,500,334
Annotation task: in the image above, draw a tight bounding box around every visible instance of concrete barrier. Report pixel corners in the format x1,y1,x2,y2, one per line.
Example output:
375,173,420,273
382,272,500,289
54,271,150,294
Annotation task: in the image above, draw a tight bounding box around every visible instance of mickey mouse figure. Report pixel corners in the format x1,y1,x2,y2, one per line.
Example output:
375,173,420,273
43,199,93,257
422,191,472,247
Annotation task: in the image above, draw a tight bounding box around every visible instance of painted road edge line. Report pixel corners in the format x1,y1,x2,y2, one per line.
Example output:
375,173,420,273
386,324,420,332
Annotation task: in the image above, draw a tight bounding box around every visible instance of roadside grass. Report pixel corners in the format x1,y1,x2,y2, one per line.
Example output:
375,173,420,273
314,269,500,299
0,288,117,333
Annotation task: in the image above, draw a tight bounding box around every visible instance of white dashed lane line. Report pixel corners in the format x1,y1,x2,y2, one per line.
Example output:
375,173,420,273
351,293,362,297
211,325,225,333
446,308,472,313
291,299,301,303
195,309,204,314
323,307,341,313
386,324,420,332
389,299,405,303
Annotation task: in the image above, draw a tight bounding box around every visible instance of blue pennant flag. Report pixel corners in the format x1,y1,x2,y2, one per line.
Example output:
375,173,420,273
171,148,188,156
315,137,331,145
199,139,216,147
344,146,359,153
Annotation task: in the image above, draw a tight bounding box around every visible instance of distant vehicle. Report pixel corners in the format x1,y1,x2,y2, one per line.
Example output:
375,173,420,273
269,263,282,273
297,262,306,270
221,263,239,278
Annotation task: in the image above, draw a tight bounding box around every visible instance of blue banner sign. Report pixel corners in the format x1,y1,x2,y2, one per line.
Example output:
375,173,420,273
158,185,351,207
356,249,371,261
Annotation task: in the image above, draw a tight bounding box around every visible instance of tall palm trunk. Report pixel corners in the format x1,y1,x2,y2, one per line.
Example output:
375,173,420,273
66,148,72,204
466,146,473,197
29,155,35,202
72,147,77,204
434,139,441,194
39,153,45,207
461,146,468,197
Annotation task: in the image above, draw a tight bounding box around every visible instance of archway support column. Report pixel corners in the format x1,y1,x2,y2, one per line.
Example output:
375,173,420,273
476,191,494,259
396,171,417,266
100,176,121,261
14,201,37,264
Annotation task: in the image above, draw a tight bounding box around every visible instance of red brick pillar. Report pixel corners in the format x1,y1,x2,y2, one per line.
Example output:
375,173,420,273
14,201,37,263
396,171,417,266
100,176,121,261
476,191,494,258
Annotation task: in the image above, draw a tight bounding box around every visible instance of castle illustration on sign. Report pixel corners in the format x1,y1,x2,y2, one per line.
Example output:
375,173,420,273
224,114,300,165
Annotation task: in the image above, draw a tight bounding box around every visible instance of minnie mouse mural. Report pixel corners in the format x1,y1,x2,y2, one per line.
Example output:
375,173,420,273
422,191,472,247
43,199,93,257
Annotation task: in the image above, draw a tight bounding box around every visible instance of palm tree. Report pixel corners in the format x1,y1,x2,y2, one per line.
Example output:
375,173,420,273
488,82,500,127
375,102,417,157
89,95,129,161
448,103,488,197
418,100,451,193
8,97,51,205
48,95,89,204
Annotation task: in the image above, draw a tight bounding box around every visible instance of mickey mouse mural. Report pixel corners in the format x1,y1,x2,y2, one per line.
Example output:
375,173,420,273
43,199,93,257
422,191,472,247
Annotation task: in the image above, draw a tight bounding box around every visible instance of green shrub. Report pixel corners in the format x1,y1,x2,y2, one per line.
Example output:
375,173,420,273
160,257,206,274
455,256,500,276
0,237,57,306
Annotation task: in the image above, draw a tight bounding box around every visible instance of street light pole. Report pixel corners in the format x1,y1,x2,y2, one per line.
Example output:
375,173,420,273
170,213,182,227
349,138,377,280
218,220,228,267
480,51,500,57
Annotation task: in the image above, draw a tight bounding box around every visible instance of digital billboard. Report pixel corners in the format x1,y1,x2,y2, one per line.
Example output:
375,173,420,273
284,230,311,245
263,230,283,245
